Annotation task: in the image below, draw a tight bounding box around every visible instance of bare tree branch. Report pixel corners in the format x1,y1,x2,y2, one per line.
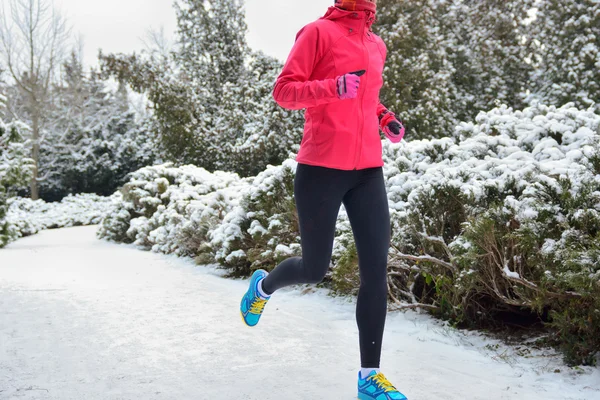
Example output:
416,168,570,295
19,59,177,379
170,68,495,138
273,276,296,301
391,246,458,274
141,25,172,60
389,302,440,311
0,0,71,199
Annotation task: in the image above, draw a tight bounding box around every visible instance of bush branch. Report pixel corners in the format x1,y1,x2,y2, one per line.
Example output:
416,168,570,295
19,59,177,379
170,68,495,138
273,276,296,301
391,247,457,274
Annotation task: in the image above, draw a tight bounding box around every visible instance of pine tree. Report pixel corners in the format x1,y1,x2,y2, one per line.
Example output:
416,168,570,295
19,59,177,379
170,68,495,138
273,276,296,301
100,0,305,176
228,52,303,176
443,0,534,121
172,0,251,170
528,0,600,110
174,0,248,118
376,0,534,139
39,51,156,200
99,49,208,167
376,0,457,139
0,113,34,247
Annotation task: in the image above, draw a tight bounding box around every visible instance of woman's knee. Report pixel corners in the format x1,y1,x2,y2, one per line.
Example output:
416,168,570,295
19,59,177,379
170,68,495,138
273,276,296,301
301,258,329,284
360,265,389,292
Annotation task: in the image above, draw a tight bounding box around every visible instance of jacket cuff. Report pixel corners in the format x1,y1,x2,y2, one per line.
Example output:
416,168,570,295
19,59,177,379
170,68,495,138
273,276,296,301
379,110,396,129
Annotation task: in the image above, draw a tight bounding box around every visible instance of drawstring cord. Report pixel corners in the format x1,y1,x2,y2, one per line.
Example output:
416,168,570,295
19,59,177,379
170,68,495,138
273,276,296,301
365,10,376,30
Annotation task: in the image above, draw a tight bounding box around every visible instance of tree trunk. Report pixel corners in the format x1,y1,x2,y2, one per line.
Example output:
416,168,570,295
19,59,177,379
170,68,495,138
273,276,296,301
30,113,39,200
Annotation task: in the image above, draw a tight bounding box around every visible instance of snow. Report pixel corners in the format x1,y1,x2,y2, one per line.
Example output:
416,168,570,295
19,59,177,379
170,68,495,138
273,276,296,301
1,225,599,400
503,265,521,279
6,194,113,239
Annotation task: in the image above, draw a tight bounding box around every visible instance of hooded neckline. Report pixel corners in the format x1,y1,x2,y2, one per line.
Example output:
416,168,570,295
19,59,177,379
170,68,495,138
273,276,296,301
321,6,376,30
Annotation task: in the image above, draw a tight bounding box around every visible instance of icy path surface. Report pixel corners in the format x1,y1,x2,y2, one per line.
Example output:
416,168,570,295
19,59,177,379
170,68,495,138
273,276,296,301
1,226,598,400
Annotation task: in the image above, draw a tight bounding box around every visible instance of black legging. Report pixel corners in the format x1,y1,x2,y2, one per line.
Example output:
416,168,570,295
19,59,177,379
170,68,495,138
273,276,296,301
262,163,390,368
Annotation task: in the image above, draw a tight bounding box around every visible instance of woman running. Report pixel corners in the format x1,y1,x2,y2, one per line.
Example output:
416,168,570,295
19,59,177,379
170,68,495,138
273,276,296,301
240,0,407,398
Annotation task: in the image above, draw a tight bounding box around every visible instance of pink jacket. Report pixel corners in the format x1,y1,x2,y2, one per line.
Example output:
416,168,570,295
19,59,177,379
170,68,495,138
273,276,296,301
273,6,389,170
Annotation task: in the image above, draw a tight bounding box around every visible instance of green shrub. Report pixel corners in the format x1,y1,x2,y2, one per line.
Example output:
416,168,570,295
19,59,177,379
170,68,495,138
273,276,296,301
550,295,600,366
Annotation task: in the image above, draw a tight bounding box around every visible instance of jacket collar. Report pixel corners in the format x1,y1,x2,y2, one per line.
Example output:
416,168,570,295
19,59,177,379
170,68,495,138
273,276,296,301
321,6,376,31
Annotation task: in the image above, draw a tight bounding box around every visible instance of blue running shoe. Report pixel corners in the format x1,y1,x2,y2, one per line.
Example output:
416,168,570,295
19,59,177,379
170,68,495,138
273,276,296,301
240,269,270,327
358,371,407,400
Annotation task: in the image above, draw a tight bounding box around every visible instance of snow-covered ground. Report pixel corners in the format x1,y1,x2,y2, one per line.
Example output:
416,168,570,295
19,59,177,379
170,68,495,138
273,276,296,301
0,226,598,400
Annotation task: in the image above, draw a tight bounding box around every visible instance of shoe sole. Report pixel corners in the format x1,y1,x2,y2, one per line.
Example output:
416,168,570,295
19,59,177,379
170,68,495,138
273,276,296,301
240,310,257,327
358,393,407,400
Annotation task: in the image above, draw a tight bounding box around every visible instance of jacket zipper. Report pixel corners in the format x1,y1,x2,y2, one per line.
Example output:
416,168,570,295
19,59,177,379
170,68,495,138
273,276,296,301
353,18,369,170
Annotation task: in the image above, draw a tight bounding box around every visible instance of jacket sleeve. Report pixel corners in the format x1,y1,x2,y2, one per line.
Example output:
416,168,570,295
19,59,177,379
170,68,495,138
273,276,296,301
376,36,390,121
273,23,340,110
377,102,389,120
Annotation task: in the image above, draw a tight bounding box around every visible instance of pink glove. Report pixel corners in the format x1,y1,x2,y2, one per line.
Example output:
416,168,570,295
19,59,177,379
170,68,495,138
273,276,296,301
336,70,365,100
379,110,405,143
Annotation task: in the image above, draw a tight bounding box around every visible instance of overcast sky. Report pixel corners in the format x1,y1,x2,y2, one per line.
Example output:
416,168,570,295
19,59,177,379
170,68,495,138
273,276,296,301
53,0,334,68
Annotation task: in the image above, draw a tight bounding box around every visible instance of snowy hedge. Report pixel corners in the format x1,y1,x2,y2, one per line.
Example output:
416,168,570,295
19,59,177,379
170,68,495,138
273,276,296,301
99,103,600,365
5,194,113,243
381,103,600,365
99,160,351,277
97,163,246,258
98,161,306,272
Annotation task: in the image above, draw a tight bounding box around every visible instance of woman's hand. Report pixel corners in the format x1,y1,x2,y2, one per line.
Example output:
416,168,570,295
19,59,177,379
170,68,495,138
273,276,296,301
379,110,405,143
336,70,365,100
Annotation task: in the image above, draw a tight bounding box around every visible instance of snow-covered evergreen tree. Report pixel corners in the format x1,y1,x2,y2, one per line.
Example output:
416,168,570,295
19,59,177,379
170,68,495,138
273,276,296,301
39,51,157,201
376,0,457,139
99,49,208,166
101,0,304,177
173,0,252,171
376,0,534,139
218,52,303,176
174,0,248,117
528,0,600,111
0,111,34,247
443,0,534,120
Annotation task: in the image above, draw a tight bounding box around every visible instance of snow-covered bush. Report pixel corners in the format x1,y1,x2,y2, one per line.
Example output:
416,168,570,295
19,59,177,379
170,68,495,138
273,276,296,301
100,160,302,277
6,193,112,240
380,103,600,365
97,163,244,257
203,160,359,282
201,160,301,275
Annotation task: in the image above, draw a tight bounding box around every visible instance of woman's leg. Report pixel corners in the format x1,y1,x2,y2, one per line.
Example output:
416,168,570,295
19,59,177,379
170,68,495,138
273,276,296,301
342,167,390,368
261,164,348,295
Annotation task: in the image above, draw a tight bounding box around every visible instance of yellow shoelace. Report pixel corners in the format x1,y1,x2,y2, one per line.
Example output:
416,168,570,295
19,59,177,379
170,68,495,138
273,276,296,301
249,296,268,314
370,373,397,393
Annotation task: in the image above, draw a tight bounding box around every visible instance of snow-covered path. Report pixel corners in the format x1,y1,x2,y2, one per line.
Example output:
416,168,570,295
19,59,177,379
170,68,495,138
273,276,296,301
0,226,598,400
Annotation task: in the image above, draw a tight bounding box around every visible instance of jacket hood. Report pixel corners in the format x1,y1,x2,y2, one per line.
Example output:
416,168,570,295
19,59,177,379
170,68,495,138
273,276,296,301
321,6,376,29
